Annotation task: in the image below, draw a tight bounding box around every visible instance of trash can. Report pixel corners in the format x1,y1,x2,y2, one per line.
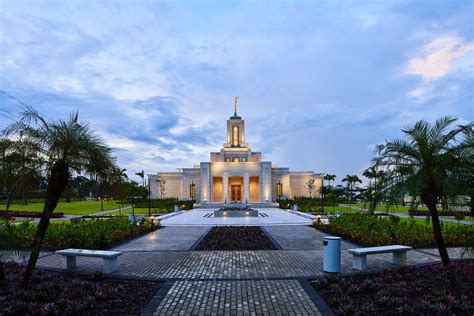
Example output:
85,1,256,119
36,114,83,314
323,236,341,273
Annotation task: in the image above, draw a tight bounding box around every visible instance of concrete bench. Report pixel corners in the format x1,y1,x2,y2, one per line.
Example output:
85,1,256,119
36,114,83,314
55,248,123,273
347,245,412,271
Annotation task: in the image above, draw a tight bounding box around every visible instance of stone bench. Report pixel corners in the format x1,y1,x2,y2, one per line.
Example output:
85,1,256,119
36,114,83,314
55,248,123,273
347,245,412,271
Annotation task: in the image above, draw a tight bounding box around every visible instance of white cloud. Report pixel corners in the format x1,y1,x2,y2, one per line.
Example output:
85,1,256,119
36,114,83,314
406,35,474,80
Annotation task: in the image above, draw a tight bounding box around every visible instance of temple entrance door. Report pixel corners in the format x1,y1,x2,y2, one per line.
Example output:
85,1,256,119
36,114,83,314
230,185,242,202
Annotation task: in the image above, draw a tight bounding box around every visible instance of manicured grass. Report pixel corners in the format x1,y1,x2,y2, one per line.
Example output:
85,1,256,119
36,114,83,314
2,200,129,215
325,206,366,213
105,207,170,216
352,203,429,213
446,216,474,223
398,217,460,229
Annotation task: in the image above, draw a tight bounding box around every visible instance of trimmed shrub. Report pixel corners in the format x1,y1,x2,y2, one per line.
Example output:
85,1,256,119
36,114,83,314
133,198,194,212
314,214,473,248
0,217,159,251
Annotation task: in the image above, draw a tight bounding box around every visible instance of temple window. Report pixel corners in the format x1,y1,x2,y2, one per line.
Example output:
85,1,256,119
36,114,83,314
233,126,239,146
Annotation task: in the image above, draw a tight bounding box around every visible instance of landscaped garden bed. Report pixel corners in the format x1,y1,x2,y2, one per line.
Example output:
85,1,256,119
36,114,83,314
312,261,474,315
195,226,277,250
0,217,160,251
313,214,473,248
0,262,162,315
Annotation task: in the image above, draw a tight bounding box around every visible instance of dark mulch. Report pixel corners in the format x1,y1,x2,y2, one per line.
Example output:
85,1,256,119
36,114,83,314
312,261,474,315
195,226,278,250
0,262,162,315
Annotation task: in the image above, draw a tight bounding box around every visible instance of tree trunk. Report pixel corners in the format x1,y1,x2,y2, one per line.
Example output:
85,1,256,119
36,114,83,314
427,202,450,266
21,161,69,288
0,262,6,288
470,194,474,217
5,177,24,211
65,183,71,203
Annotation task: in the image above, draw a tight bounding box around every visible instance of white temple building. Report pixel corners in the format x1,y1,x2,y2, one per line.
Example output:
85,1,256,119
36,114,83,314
149,100,323,206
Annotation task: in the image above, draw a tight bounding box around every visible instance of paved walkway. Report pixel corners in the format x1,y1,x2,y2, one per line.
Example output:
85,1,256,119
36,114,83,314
34,209,472,315
161,208,312,226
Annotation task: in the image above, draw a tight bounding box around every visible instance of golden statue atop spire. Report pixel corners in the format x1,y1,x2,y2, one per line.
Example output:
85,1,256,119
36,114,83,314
233,96,239,115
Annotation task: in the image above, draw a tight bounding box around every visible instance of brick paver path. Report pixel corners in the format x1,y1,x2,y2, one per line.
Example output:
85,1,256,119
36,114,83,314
264,225,358,250
113,226,209,251
154,279,321,315
35,225,468,315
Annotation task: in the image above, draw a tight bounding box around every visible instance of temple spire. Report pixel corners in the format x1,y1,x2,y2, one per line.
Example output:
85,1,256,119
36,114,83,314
233,96,239,116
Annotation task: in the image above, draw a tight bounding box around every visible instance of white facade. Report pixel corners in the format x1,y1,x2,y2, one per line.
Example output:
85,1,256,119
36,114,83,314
149,110,323,205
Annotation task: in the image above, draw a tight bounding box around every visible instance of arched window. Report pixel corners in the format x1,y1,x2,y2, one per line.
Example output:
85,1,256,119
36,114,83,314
233,126,239,146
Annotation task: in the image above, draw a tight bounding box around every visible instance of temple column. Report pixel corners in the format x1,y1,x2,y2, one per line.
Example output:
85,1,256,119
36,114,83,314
223,173,228,204
244,173,250,204
200,162,211,204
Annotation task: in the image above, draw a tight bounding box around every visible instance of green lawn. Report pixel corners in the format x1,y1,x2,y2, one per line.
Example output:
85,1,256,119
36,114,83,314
398,217,460,228
3,200,130,215
299,206,367,213
351,203,429,213
444,216,474,223
105,208,156,216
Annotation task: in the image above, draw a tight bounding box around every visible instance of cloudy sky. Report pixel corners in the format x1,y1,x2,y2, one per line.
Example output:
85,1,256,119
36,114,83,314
1,0,473,184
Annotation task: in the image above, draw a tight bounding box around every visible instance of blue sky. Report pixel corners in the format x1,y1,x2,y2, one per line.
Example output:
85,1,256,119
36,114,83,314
1,0,473,184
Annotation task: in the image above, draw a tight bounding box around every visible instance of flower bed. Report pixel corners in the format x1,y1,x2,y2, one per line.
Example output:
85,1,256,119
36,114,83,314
0,262,163,315
314,214,473,248
0,217,159,251
0,210,64,218
195,226,277,250
312,261,474,315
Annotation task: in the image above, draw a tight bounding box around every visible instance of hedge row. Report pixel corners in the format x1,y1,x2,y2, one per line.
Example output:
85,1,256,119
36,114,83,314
0,210,65,218
408,209,472,217
133,198,195,211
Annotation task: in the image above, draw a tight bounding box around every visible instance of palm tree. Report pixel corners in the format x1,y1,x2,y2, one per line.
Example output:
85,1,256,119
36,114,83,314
135,170,145,186
362,166,386,214
373,116,473,266
342,174,362,212
114,168,128,213
3,107,115,288
323,174,336,212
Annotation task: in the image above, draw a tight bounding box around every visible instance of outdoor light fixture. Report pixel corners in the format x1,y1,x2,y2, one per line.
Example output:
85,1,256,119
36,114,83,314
223,212,227,215
190,181,196,200
277,179,283,198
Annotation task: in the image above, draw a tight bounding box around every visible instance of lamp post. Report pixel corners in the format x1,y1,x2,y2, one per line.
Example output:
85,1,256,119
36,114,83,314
277,178,283,199
190,181,195,200
148,175,151,216
321,178,324,214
